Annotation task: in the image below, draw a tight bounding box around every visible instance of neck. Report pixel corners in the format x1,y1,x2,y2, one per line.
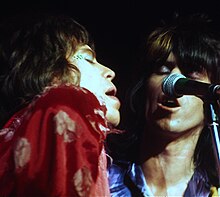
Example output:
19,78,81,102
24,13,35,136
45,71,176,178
139,127,201,196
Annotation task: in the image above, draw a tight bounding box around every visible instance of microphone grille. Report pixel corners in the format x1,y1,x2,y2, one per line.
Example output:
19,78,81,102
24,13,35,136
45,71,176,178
162,73,186,97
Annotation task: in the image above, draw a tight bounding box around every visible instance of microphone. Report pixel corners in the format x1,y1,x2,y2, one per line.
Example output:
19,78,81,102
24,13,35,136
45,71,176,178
162,73,220,99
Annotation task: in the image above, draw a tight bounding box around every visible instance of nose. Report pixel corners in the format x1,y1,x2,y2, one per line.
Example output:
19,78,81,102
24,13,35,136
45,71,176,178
103,65,115,80
171,67,182,74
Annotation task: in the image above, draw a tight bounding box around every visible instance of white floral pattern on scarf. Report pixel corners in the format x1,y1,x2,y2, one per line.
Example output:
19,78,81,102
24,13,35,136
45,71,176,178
73,166,93,197
14,138,31,170
54,110,78,142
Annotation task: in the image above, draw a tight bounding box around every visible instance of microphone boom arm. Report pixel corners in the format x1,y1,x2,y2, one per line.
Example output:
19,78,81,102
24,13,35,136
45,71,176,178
205,101,220,187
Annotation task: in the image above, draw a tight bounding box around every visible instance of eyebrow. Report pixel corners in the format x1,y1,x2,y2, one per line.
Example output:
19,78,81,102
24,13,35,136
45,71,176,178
80,48,96,58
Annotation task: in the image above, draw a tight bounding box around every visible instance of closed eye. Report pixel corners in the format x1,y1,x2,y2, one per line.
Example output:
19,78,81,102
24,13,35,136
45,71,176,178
154,65,172,75
74,47,97,64
85,58,96,64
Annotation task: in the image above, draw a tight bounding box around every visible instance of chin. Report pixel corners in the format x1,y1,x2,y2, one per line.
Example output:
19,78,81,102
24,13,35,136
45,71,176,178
106,111,120,127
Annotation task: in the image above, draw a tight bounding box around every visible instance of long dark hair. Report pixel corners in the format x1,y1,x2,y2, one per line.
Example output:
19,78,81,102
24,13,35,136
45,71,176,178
0,13,94,127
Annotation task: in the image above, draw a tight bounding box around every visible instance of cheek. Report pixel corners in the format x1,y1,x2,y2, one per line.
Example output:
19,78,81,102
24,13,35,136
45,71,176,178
184,96,204,109
80,71,99,92
146,77,162,103
77,64,96,89
182,97,205,120
80,76,92,90
147,75,163,93
145,78,161,117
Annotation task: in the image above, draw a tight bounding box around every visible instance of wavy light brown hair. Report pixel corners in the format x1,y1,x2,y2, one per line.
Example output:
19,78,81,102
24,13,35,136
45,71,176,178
0,13,94,127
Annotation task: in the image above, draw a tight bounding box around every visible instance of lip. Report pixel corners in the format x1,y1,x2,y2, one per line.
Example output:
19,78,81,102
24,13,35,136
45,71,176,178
104,85,121,108
157,93,181,112
106,86,117,96
108,95,121,108
157,103,180,112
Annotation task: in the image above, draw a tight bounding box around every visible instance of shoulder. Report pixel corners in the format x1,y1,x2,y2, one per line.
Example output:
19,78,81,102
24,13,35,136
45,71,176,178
39,85,100,107
2,85,109,140
108,160,132,181
31,84,107,117
186,169,212,196
32,84,108,129
108,161,133,197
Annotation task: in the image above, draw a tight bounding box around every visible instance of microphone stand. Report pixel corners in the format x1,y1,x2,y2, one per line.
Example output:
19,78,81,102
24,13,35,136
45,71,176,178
205,99,220,191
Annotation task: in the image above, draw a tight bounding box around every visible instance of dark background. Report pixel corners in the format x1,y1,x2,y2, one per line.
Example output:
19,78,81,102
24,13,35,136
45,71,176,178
1,0,220,121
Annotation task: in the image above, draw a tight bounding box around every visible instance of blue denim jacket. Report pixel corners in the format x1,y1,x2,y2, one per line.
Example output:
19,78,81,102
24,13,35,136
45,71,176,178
108,161,211,197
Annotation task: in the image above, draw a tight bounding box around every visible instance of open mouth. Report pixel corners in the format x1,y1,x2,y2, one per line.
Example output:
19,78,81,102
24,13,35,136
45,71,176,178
105,86,120,108
105,87,116,97
161,96,179,107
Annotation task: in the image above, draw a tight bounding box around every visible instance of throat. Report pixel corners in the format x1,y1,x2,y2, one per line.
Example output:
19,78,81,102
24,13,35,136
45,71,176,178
141,155,194,197
147,176,192,196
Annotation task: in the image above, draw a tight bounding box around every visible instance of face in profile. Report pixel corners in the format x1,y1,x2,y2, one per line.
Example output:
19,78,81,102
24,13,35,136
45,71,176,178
69,45,121,126
145,53,210,135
